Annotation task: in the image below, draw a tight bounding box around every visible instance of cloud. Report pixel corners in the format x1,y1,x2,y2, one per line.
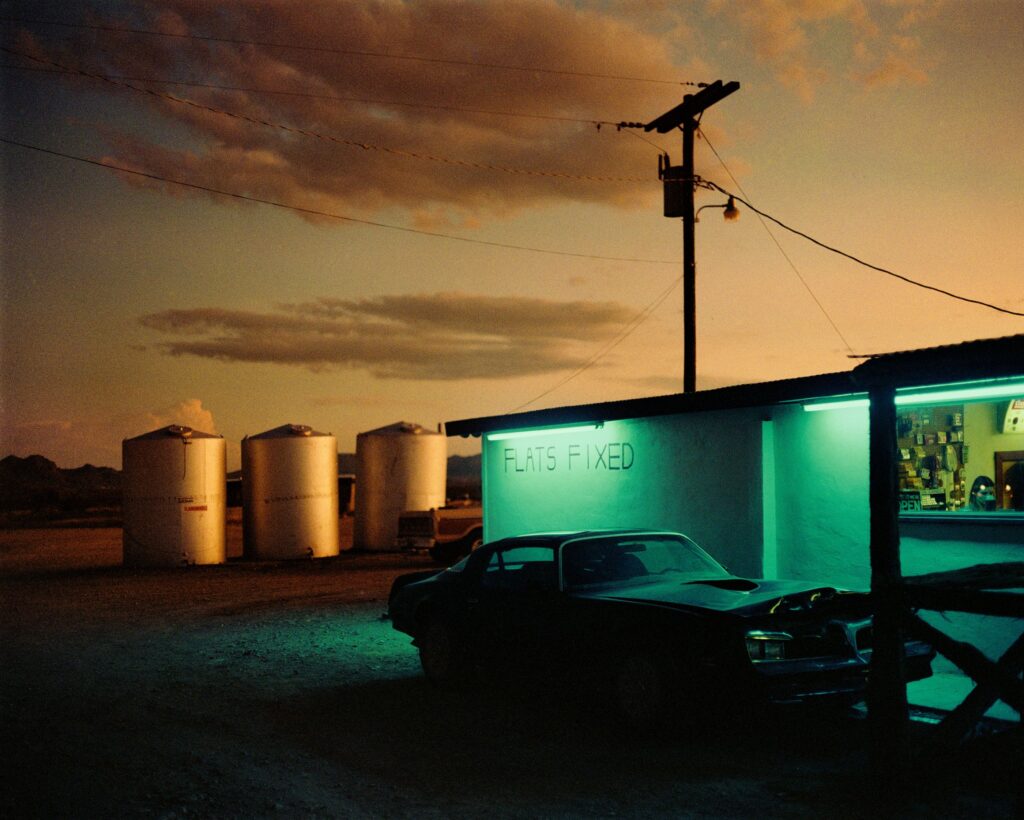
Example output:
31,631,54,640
139,292,635,380
23,1,702,224
852,34,930,88
709,0,931,101
144,399,218,436
1,400,218,468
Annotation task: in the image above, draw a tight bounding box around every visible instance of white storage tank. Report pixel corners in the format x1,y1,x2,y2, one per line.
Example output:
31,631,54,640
354,421,447,551
242,424,340,560
122,425,226,567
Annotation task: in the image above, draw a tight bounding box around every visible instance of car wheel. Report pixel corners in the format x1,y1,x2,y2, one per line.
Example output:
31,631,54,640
418,618,463,687
614,653,668,728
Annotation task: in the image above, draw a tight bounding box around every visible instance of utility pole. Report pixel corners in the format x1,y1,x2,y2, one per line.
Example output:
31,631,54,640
644,80,739,393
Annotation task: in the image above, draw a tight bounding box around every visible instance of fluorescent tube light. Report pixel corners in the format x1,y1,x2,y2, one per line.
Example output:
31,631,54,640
803,379,1024,411
487,424,602,441
802,398,869,412
895,380,1024,406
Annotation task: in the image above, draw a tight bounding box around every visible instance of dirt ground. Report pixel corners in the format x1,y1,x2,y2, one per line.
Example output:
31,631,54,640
1,519,1019,819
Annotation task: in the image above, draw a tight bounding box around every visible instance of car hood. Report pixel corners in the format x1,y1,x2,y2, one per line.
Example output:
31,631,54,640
576,577,865,617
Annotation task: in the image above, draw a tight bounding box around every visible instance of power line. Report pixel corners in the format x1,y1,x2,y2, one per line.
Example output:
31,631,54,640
0,137,678,265
510,274,684,412
2,47,653,185
1,16,706,87
702,180,1024,319
697,127,856,354
1,62,626,129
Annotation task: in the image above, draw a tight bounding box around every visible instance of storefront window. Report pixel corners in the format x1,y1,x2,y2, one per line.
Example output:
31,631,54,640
897,398,1024,514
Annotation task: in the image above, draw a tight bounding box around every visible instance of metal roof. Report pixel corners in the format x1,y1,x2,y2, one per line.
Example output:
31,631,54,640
851,334,1024,388
445,334,1024,438
446,370,855,437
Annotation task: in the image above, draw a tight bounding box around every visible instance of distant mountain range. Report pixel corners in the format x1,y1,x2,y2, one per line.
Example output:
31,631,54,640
1,452,481,514
0,455,122,513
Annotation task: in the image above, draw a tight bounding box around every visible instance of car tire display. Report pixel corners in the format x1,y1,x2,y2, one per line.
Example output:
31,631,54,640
418,619,463,687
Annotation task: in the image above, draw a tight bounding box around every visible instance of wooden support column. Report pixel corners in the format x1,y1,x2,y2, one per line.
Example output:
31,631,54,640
867,383,909,785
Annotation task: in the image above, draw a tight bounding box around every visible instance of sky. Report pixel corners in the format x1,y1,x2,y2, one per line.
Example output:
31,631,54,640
1,0,1022,471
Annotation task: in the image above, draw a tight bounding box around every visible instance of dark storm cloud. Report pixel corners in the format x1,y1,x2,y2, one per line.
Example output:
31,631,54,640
19,0,695,225
140,292,635,380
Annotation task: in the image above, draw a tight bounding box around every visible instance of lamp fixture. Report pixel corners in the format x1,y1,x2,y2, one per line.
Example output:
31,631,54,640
695,195,740,223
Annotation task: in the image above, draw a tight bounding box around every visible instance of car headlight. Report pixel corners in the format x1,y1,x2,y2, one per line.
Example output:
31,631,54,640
745,630,793,662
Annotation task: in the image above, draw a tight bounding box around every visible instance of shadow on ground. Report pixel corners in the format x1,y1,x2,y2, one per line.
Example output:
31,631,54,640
268,674,1020,818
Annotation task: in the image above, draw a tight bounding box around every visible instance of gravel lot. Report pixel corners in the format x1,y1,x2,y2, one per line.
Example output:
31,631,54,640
1,522,1018,818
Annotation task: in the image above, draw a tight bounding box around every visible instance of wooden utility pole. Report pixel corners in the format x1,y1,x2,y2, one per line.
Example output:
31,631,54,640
645,80,739,393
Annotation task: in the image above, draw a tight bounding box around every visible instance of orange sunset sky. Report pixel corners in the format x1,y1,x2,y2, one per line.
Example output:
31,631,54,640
2,0,1022,470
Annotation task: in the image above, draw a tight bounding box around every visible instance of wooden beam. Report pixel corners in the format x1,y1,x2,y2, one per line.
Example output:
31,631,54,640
904,562,1024,590
930,632,1024,747
904,587,1024,618
867,383,909,781
904,612,1024,714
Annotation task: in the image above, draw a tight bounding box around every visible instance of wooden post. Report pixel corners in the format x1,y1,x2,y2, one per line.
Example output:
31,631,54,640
867,383,909,786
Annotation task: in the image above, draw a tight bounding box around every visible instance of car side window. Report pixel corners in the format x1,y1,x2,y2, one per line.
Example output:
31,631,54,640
479,545,556,592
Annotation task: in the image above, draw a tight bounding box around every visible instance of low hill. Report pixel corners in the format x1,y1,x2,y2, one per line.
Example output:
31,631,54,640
2,451,482,518
0,455,122,513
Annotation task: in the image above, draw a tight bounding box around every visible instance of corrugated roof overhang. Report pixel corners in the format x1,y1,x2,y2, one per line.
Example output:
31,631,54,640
445,334,1024,438
851,334,1024,389
445,371,856,438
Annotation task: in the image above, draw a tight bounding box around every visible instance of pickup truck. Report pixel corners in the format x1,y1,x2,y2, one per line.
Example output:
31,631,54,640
395,503,483,564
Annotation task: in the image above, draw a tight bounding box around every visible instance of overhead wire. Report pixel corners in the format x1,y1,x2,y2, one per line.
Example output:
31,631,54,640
1,62,628,129
508,273,684,412
697,127,856,354
0,136,678,265
1,47,653,184
1,16,706,87
700,179,1024,319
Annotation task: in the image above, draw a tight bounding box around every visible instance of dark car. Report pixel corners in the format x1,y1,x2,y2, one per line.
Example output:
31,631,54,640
388,530,934,724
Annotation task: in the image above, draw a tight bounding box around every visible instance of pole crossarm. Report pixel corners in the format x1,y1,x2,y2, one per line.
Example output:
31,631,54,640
644,80,740,133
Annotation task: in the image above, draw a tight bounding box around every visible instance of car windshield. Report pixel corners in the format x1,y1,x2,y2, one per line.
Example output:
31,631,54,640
560,533,729,590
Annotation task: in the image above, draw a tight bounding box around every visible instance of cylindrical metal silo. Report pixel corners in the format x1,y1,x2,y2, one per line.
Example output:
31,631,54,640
242,424,339,560
353,421,447,551
122,425,226,567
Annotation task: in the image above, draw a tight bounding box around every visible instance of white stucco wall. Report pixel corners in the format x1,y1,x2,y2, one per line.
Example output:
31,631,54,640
770,403,1023,667
772,404,871,588
481,409,766,577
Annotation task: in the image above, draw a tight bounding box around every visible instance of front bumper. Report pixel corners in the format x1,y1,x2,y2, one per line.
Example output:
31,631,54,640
751,639,935,704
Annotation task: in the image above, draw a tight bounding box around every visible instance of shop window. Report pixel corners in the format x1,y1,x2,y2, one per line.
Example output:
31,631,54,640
897,399,1024,514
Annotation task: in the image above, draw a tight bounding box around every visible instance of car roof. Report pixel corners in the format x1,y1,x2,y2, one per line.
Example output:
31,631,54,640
504,528,680,544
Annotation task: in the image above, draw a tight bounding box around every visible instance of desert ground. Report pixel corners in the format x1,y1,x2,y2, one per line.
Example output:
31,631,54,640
1,516,1018,819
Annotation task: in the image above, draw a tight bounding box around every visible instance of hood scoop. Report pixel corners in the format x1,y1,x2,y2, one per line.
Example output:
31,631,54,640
685,578,760,592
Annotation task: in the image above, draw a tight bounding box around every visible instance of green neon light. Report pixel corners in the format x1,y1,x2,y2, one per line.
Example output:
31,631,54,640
802,397,869,412
895,379,1024,406
803,379,1024,412
487,424,602,441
